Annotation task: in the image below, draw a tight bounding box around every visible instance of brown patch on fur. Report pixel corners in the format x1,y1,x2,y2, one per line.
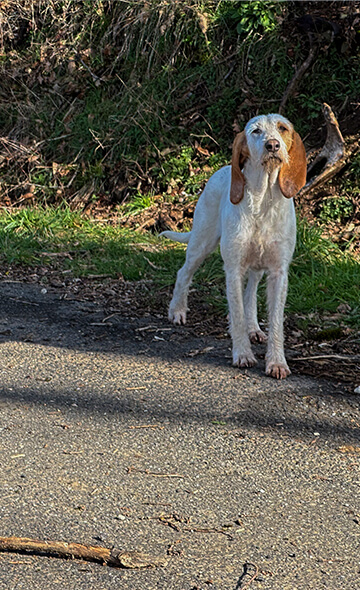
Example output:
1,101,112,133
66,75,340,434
277,123,293,151
230,131,249,204
278,130,307,198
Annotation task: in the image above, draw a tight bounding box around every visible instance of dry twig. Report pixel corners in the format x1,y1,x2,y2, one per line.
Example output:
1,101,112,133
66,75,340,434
292,354,358,362
279,45,317,115
127,466,184,478
0,536,168,569
235,562,259,589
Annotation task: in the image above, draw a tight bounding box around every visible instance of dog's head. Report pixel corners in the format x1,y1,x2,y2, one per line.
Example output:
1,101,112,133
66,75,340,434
230,114,307,204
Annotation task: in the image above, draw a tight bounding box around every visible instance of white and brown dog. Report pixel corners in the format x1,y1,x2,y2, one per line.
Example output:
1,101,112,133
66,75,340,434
160,114,307,379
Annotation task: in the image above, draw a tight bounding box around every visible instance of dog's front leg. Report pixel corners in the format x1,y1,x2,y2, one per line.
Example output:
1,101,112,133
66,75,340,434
224,264,257,368
265,268,290,379
244,269,267,343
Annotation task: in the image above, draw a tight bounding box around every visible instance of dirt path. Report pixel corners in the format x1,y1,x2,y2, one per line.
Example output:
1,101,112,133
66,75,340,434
0,281,359,589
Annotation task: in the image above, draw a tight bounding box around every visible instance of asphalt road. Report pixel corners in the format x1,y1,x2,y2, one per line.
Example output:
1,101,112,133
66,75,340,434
0,281,359,590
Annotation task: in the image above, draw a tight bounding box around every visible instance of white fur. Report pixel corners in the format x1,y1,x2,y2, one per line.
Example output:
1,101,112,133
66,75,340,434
160,114,298,379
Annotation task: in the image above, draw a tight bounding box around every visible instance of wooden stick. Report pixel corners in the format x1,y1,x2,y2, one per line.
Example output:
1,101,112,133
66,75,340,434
292,354,358,362
279,44,317,115
0,536,168,569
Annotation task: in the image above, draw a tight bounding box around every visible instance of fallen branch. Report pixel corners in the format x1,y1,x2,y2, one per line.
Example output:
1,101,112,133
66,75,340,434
0,536,168,569
299,103,349,197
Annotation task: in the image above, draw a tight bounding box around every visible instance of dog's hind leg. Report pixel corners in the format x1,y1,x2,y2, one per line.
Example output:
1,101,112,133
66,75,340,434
163,167,226,324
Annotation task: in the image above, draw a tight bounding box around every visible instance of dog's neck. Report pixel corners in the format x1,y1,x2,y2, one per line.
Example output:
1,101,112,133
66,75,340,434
243,159,282,215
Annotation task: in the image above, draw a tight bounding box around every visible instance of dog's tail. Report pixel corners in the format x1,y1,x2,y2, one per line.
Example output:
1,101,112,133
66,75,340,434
159,230,191,244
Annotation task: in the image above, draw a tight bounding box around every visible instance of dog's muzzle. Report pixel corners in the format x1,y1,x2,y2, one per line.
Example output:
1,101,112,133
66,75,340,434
262,153,283,167
261,139,284,168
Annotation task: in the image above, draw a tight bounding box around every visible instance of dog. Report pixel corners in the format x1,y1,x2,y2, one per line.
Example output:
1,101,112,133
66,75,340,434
160,114,307,379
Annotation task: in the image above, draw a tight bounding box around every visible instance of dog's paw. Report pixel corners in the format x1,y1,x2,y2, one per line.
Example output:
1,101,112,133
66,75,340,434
169,309,187,325
266,362,290,379
233,350,257,368
249,329,267,344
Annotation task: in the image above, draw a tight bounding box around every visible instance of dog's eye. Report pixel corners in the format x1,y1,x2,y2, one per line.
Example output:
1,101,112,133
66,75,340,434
279,125,288,133
252,128,261,135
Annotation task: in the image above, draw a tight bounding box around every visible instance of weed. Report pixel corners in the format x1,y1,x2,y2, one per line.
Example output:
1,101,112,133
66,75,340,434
155,147,225,197
225,1,284,36
289,219,360,319
160,147,195,190
1,0,359,203
122,193,154,214
296,95,322,121
320,195,354,223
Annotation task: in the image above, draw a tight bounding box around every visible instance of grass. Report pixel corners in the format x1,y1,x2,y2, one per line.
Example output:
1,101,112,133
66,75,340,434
0,206,359,328
290,220,360,323
0,206,187,282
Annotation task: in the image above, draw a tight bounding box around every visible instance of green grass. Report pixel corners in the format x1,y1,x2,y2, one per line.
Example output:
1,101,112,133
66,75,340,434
0,206,184,282
0,206,359,328
289,220,360,323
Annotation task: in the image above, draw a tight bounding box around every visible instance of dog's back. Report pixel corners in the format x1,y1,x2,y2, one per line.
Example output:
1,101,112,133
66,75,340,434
160,165,230,245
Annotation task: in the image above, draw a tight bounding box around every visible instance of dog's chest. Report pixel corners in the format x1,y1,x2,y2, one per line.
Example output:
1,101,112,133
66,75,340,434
240,222,287,271
242,239,280,270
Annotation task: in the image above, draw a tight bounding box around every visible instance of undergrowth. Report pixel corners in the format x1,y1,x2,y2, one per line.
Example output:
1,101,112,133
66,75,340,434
0,1,359,207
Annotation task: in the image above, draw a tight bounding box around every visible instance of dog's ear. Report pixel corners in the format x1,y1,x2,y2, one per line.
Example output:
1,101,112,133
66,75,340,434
278,131,307,198
230,131,249,204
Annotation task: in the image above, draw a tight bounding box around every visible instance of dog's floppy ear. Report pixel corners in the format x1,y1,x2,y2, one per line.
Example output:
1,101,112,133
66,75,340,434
278,131,307,198
230,131,249,204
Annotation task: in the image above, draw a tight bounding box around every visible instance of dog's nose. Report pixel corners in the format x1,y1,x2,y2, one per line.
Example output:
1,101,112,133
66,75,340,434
265,139,280,152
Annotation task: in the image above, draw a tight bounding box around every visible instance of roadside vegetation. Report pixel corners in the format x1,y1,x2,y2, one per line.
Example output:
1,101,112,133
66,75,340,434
0,0,359,331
